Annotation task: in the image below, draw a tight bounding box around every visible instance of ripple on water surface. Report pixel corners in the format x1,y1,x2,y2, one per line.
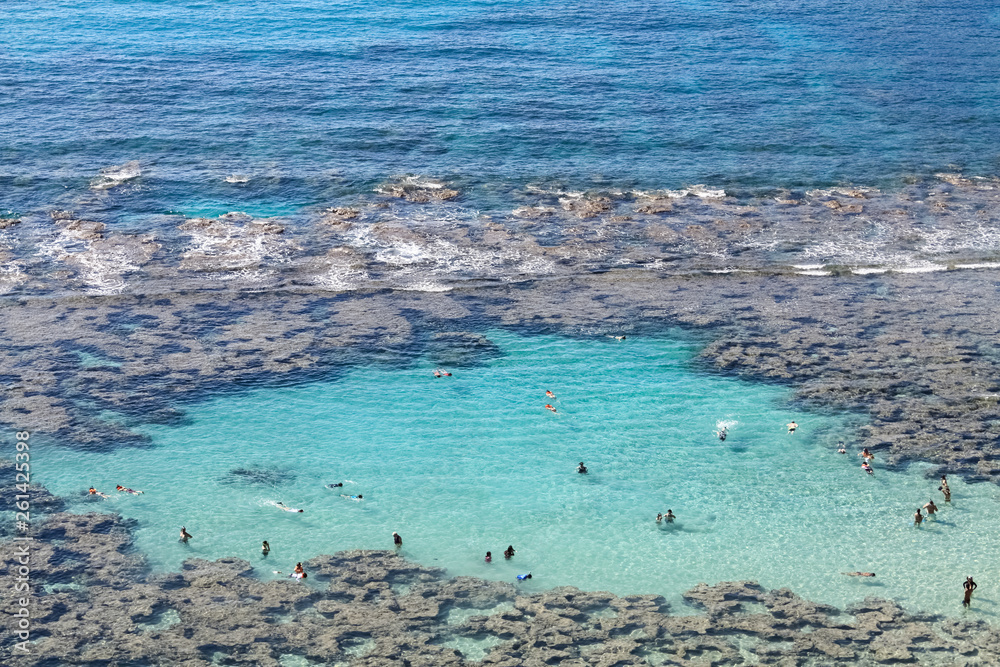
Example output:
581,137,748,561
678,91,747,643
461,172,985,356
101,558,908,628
37,331,1000,620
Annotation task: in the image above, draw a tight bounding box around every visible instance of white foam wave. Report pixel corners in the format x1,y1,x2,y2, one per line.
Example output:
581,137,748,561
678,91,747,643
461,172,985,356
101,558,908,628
90,161,141,190
225,174,250,184
796,270,832,276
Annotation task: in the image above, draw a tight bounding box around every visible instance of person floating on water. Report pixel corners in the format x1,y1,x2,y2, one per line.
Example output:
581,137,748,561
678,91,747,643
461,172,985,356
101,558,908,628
545,390,556,399
393,532,402,547
545,404,557,413
665,510,675,523
963,576,977,607
485,551,492,563
837,443,847,454
606,335,626,341
862,462,874,475
433,369,452,377
179,527,193,543
842,572,876,577
787,421,798,434
342,494,363,501
262,540,270,555
516,573,532,581
924,499,938,516
504,545,515,559
939,475,951,502
116,485,143,495
914,508,923,525
326,482,344,488
285,562,307,579
577,462,588,474
276,502,304,513
88,487,110,499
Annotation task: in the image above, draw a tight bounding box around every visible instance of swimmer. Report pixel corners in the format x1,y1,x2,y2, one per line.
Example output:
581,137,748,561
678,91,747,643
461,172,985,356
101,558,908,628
275,502,304,513
606,335,626,341
665,510,675,523
292,562,307,580
862,462,874,475
545,404,557,413
914,508,923,525
516,573,532,581
656,513,663,523
88,487,110,499
326,483,344,488
716,427,727,441
341,494,363,501
939,475,951,502
924,499,938,516
393,532,402,547
860,448,874,462
545,390,556,399
433,370,441,378
179,527,193,543
837,443,847,454
116,485,144,495
436,369,452,377
485,551,492,563
577,461,588,474
262,540,270,555
787,421,798,434
963,576,977,607
504,545,515,559
842,572,876,577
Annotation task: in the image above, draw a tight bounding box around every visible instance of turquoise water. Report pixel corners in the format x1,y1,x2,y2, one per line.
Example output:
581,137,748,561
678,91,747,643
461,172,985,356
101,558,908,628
36,332,1000,619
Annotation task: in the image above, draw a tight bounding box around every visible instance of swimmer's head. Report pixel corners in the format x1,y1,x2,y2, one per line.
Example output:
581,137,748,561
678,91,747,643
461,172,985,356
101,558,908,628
357,494,363,499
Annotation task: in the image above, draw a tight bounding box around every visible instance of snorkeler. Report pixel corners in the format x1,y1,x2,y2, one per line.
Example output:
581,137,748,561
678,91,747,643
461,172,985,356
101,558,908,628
504,545,515,559
275,502,304,513
88,487,110,499
393,532,402,547
545,390,556,399
341,494,363,501
924,499,938,516
435,369,452,377
787,421,798,434
262,540,270,555
545,404,557,413
116,485,144,495
837,443,847,454
842,572,876,577
179,527,193,543
665,510,675,523
326,482,344,488
914,508,923,525
516,573,532,581
862,462,874,475
577,462,588,474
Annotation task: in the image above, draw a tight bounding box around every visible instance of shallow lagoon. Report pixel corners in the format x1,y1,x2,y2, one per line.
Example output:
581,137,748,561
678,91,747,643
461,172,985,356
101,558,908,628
38,331,1000,619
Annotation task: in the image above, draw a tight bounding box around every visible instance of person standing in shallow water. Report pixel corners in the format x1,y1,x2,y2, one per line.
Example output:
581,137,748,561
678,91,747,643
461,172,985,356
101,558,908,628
504,545,515,559
923,499,938,516
393,532,402,547
940,475,951,502
665,510,675,523
577,462,588,474
179,527,193,543
485,551,492,563
262,540,270,556
963,577,977,607
914,508,923,525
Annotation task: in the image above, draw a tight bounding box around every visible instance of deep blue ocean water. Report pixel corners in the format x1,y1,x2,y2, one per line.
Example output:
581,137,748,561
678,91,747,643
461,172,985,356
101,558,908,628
3,0,999,217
